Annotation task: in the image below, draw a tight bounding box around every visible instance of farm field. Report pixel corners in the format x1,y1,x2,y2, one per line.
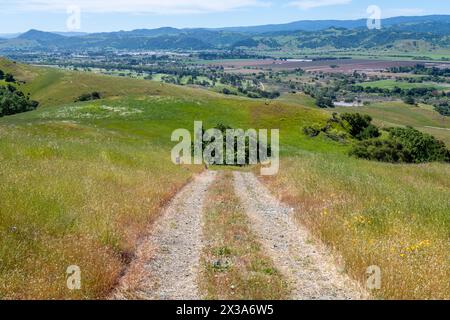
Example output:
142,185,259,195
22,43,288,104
210,59,424,74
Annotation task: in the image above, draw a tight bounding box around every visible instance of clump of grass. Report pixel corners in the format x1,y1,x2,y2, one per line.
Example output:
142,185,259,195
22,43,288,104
262,153,450,300
200,171,290,300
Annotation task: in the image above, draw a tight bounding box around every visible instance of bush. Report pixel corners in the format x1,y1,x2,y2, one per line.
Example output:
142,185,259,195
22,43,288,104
389,127,450,163
75,92,102,102
5,73,15,83
403,96,416,105
350,139,408,163
358,124,381,140
303,124,322,137
341,113,380,140
316,95,334,108
193,123,271,166
350,127,450,163
434,103,450,116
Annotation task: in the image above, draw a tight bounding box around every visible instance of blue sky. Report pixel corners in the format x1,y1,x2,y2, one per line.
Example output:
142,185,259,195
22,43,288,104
0,0,449,33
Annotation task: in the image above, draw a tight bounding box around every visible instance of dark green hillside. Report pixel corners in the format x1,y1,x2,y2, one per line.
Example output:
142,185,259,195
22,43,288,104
1,16,450,52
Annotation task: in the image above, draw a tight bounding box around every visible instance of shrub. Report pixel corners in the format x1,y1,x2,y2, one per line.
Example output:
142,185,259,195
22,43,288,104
303,124,322,137
350,139,408,163
305,115,351,143
0,85,39,117
403,95,416,105
389,127,450,163
193,123,271,166
341,113,380,140
4,73,15,83
434,103,450,116
316,95,334,108
75,92,102,102
358,124,381,140
350,127,450,163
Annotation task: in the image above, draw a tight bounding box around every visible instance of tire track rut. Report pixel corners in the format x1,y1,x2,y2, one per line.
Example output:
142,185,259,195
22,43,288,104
113,171,217,300
233,171,367,300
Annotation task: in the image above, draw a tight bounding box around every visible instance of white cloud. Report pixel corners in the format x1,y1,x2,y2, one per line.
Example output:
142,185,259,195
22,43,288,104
288,0,351,10
1,0,269,14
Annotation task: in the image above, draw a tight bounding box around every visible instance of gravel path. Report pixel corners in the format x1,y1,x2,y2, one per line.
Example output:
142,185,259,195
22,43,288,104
113,171,217,300
233,171,367,300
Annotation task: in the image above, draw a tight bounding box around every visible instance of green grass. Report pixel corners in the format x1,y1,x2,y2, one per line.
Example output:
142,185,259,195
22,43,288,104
0,60,336,299
0,103,203,299
247,47,450,62
263,152,450,299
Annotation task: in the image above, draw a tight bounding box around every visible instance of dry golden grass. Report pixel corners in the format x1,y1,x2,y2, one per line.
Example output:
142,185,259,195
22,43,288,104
0,124,200,299
200,171,290,300
262,153,450,300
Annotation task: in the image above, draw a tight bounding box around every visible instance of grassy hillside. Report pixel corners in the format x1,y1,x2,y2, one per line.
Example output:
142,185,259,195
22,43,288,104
0,102,202,299
0,59,449,299
0,58,195,108
262,153,450,299
0,60,333,299
333,101,450,146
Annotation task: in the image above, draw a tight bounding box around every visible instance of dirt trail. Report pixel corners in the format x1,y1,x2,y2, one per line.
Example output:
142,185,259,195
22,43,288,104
113,169,366,300
112,171,217,300
233,171,367,300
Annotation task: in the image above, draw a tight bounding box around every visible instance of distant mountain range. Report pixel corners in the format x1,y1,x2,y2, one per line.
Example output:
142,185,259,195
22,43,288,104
217,15,450,33
1,15,450,52
0,31,87,39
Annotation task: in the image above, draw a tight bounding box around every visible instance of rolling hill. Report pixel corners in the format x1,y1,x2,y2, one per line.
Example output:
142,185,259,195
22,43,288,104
219,14,450,33
0,58,449,299
1,15,450,52
18,29,66,42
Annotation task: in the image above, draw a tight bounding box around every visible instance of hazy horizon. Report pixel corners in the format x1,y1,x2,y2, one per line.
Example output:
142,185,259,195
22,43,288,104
1,13,450,36
1,0,449,33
